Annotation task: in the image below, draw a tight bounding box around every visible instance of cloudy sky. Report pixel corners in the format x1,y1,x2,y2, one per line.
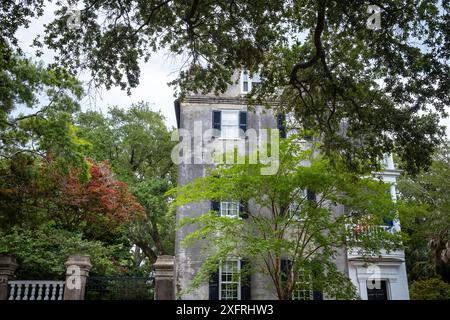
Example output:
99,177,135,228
15,3,450,135
16,2,181,129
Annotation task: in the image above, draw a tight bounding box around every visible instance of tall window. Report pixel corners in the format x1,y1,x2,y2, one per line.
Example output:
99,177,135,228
293,269,313,300
220,201,239,218
220,260,241,300
242,71,249,93
221,110,239,139
241,70,261,93
282,259,316,300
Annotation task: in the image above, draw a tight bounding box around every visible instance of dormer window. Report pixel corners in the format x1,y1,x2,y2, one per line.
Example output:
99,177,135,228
242,71,249,93
241,70,261,93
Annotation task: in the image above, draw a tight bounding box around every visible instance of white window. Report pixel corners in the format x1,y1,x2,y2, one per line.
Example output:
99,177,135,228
220,201,239,218
293,269,313,300
219,260,241,300
288,189,307,219
241,70,261,93
221,110,239,139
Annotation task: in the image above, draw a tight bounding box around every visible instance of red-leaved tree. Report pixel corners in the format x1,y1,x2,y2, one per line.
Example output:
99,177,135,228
56,159,144,234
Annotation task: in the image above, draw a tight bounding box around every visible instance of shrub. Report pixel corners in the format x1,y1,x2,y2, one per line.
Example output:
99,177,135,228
0,226,125,279
410,278,450,300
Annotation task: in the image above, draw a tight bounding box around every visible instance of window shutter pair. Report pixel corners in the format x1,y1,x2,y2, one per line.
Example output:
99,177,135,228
212,110,247,133
211,201,248,219
208,260,251,300
277,113,287,138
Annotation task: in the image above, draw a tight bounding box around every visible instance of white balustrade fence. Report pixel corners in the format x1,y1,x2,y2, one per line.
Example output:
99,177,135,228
346,224,396,242
8,281,65,300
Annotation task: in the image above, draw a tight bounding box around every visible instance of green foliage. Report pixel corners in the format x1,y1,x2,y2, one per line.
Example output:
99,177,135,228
171,137,404,299
0,226,127,279
410,278,450,300
21,0,449,174
0,42,144,279
76,103,176,263
0,40,88,180
398,142,450,282
76,103,175,185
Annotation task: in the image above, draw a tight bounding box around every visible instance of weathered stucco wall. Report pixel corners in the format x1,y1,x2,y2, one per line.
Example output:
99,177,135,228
174,89,279,299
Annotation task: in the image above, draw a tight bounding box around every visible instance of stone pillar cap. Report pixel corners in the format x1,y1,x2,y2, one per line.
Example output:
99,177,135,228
0,254,18,267
154,255,175,265
65,254,92,269
154,255,175,271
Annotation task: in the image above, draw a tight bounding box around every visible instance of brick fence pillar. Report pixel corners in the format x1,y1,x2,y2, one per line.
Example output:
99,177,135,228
154,255,175,300
63,254,92,300
0,254,18,300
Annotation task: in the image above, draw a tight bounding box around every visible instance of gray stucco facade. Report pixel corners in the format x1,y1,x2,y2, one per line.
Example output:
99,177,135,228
173,72,409,300
174,71,281,299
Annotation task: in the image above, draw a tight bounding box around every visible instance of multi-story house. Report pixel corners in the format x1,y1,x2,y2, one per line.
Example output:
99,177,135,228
173,71,410,300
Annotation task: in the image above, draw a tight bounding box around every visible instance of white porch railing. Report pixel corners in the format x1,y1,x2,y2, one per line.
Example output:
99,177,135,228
346,224,395,242
8,281,65,300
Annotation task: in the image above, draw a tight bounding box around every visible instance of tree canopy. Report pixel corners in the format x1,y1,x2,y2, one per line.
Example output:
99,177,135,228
76,103,177,263
398,142,450,282
14,0,447,174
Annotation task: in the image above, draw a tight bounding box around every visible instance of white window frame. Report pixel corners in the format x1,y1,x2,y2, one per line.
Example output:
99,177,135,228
220,201,240,218
292,268,314,300
240,70,261,94
219,259,241,300
220,110,240,139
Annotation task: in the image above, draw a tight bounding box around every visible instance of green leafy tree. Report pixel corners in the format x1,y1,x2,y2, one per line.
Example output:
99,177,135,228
398,143,450,282
0,156,145,278
0,40,88,180
17,0,448,174
170,137,403,299
0,40,143,277
76,103,176,263
410,278,450,300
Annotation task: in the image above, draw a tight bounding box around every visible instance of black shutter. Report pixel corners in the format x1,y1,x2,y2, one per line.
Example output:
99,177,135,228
383,217,394,227
211,201,220,216
280,258,292,283
277,113,286,138
212,110,221,132
239,111,247,134
239,201,248,219
306,189,316,202
313,291,323,300
240,259,251,300
209,269,220,300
